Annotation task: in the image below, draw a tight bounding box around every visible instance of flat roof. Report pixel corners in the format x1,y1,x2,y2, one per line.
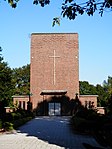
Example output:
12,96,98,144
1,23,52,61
79,95,98,97
12,95,29,98
31,33,78,35
40,90,67,95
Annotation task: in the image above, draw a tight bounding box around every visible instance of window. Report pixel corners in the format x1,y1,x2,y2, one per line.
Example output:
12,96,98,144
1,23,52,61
89,101,91,108
85,101,87,108
23,101,25,110
19,101,21,109
85,101,92,109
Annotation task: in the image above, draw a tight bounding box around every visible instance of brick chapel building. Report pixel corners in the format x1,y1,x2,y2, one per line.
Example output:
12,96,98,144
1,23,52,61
13,33,104,115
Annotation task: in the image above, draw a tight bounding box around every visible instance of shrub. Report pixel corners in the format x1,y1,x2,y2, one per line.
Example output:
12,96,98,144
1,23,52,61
4,122,13,131
71,115,100,133
0,120,2,129
11,112,22,121
75,109,87,119
13,117,32,128
71,116,87,132
16,109,28,118
4,113,12,122
75,108,98,120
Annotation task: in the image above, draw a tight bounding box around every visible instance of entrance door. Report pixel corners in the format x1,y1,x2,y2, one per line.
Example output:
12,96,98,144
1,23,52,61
48,103,61,116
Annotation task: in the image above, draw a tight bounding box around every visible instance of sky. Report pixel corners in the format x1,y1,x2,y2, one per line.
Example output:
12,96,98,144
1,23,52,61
0,0,112,86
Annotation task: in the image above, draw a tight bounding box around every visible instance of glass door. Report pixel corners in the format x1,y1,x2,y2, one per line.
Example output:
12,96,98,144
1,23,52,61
48,103,61,116
48,103,55,116
55,103,61,115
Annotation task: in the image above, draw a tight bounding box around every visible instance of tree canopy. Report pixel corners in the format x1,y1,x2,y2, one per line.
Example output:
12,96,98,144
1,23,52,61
0,49,30,108
79,81,97,95
0,48,13,106
80,77,112,113
6,0,112,25
12,64,30,95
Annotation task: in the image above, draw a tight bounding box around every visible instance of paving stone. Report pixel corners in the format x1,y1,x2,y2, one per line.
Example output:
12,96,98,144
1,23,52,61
0,116,107,149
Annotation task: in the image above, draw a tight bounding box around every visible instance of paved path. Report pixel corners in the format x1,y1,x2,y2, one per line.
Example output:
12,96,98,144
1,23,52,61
0,116,107,149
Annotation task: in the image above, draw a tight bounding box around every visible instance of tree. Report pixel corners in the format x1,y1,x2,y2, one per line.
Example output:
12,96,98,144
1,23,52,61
0,47,3,62
0,48,14,116
105,76,112,95
102,76,112,113
6,0,112,26
0,49,13,103
79,81,97,95
96,84,108,106
12,64,30,95
84,76,112,109
79,80,109,107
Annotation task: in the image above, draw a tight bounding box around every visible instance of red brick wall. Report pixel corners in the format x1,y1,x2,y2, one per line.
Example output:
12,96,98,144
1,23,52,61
79,95,98,108
30,33,79,109
97,107,105,114
13,96,29,110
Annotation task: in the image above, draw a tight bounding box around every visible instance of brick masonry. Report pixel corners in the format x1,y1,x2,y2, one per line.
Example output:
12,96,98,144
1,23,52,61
79,95,98,108
30,33,79,109
13,95,29,110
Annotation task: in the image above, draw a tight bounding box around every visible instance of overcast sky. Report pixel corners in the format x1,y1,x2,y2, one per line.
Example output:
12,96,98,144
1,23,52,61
0,0,112,85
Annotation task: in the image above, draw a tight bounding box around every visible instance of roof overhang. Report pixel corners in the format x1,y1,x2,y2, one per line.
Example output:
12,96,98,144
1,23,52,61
12,95,29,98
40,90,67,95
79,95,98,97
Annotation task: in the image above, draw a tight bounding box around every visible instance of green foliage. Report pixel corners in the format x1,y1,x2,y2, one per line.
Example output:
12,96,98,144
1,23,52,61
32,0,112,19
0,47,3,62
2,109,34,130
5,1,112,26
12,64,30,95
71,108,109,134
61,0,112,19
0,49,15,116
75,108,98,120
3,109,33,122
11,112,21,121
96,84,107,106
79,81,97,95
52,17,60,27
71,116,86,131
36,0,112,26
0,55,30,107
13,117,32,128
0,50,13,103
33,0,50,7
6,0,20,8
79,78,112,113
0,120,2,129
102,76,112,113
71,111,112,148
4,122,13,131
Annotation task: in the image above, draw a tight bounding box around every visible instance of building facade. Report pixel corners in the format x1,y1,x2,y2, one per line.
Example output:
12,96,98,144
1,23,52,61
30,33,79,115
13,95,29,110
13,33,101,115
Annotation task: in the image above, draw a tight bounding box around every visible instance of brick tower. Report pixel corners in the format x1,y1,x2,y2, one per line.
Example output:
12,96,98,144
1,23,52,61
30,33,79,114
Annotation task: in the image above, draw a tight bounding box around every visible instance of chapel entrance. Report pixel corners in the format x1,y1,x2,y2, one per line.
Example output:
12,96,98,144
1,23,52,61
48,102,61,116
40,90,67,116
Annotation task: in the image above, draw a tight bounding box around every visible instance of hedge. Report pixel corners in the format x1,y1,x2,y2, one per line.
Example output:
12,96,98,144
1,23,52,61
13,117,32,129
4,122,13,131
0,120,2,129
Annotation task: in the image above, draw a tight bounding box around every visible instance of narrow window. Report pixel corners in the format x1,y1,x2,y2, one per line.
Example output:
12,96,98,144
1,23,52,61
85,101,87,108
19,101,21,109
89,101,91,108
23,101,25,110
